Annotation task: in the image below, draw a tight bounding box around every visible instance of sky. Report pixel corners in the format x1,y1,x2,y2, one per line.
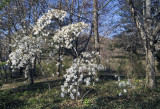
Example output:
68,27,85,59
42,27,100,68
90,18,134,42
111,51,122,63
0,0,123,39
47,0,123,38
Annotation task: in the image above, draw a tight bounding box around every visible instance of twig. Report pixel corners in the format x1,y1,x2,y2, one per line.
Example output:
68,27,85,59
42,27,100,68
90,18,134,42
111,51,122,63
81,88,92,103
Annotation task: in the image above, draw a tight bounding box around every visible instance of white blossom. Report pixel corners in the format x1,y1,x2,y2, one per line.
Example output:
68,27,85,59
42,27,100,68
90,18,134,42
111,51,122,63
53,22,89,49
33,9,67,35
70,93,74,99
8,35,45,77
119,93,122,96
114,75,118,78
118,77,120,82
123,89,127,93
61,93,64,98
96,78,99,81
72,89,76,93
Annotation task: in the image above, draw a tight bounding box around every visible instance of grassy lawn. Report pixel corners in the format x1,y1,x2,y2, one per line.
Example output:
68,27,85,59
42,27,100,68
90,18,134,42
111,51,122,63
0,77,160,109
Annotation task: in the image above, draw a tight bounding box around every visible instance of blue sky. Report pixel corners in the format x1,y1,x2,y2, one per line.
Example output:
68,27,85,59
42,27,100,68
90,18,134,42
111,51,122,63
44,0,122,38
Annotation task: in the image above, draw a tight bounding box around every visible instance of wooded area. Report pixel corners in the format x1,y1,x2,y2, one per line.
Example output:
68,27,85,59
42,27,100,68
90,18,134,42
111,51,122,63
0,0,160,108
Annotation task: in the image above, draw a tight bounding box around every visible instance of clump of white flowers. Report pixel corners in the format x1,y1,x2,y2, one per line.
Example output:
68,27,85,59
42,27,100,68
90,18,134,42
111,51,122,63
33,9,67,35
53,22,89,49
115,76,133,96
8,35,45,77
61,51,104,100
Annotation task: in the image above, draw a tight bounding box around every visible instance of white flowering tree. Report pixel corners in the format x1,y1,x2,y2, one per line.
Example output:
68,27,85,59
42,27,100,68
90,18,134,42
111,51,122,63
8,8,103,101
8,9,67,85
61,51,104,101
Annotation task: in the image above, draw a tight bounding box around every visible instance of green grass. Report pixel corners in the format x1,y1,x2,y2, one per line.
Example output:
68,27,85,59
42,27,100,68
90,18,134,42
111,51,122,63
0,78,160,108
0,78,64,109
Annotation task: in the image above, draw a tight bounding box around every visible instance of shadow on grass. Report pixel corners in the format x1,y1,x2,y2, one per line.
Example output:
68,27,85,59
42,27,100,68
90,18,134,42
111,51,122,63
12,78,64,92
95,88,160,109
0,78,64,109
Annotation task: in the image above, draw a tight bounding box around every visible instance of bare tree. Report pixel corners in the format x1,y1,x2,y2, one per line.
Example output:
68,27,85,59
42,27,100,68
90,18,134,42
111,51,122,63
126,0,160,88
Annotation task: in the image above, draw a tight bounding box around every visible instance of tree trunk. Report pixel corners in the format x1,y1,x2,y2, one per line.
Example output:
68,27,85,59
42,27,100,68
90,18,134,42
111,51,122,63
57,0,62,77
145,0,156,88
145,47,156,88
29,68,34,85
25,63,34,85
93,0,100,64
127,0,157,89
58,45,62,77
33,55,37,76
